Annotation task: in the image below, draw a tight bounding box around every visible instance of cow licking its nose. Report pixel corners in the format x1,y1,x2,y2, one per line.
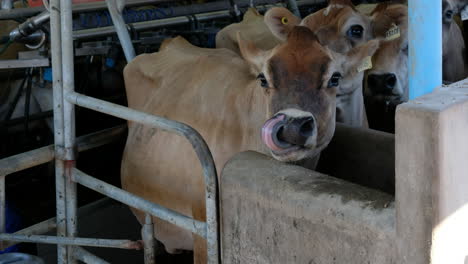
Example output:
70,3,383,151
261,112,317,155
368,73,397,95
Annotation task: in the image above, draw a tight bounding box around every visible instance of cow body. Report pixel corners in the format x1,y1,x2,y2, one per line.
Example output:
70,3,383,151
217,1,373,127
122,20,378,262
122,38,269,257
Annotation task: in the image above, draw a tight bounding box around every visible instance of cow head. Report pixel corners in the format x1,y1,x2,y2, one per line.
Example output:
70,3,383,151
238,26,379,162
265,2,372,54
265,3,375,125
366,4,408,104
304,0,373,54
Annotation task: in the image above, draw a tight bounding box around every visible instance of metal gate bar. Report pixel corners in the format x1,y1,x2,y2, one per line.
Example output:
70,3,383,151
0,125,126,176
0,198,115,251
0,234,142,249
72,168,207,237
0,126,125,250
73,246,111,264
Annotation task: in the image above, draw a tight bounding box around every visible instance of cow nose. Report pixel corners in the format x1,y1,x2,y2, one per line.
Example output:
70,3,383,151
276,116,315,146
368,73,397,94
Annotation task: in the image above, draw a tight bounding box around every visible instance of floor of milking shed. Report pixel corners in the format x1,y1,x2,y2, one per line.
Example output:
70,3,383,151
37,199,193,263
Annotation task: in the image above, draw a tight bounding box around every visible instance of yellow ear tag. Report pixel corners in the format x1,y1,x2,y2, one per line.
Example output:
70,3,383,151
357,56,372,72
385,23,400,41
281,17,289,25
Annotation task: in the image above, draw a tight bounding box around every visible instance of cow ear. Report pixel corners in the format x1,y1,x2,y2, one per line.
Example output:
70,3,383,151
315,25,337,46
264,7,301,41
343,39,380,73
237,31,267,72
243,8,261,21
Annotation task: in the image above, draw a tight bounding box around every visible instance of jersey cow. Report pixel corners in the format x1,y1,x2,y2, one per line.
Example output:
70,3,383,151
217,0,373,127
366,1,466,105
121,20,379,264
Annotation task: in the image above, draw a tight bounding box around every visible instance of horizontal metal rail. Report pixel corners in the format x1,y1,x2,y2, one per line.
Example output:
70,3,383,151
73,10,232,39
72,0,322,39
0,197,113,251
72,168,207,238
0,233,142,249
0,0,172,20
73,246,111,264
0,125,126,176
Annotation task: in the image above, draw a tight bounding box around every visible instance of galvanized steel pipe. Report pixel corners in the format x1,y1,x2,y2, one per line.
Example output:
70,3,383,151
0,217,57,251
0,125,126,176
0,177,4,250
288,0,300,18
1,0,12,10
66,91,219,262
60,0,79,260
0,233,143,249
73,10,232,39
73,246,111,264
72,168,208,239
142,214,155,264
408,0,442,99
106,0,136,61
0,198,113,251
49,0,67,261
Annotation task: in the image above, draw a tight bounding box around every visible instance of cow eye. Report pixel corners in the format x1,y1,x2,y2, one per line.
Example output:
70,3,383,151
445,10,453,20
257,73,269,88
328,72,342,88
402,44,409,55
347,25,363,39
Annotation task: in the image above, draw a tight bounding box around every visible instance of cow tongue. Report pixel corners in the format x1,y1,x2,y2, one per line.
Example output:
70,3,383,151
261,115,286,152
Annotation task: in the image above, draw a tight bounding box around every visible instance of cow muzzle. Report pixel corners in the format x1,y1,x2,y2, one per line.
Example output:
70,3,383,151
262,112,317,161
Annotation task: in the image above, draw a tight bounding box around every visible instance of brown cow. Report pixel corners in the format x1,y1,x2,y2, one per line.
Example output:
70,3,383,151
122,23,379,264
366,1,466,105
217,0,374,127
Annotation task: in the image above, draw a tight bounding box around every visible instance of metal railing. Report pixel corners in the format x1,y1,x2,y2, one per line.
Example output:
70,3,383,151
0,0,220,263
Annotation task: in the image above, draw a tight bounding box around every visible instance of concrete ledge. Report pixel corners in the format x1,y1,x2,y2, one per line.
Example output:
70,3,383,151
221,151,395,264
396,80,468,264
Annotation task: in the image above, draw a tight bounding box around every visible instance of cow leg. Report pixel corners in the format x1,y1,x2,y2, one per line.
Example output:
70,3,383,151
193,234,207,264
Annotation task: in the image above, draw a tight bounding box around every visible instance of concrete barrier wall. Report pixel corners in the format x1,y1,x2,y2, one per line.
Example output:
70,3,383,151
396,82,468,264
221,151,395,264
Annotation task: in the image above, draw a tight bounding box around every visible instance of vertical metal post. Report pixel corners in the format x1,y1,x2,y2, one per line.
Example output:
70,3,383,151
288,0,301,18
50,0,68,261
141,214,155,264
0,175,5,249
106,0,136,62
1,0,12,10
408,0,442,99
60,0,78,262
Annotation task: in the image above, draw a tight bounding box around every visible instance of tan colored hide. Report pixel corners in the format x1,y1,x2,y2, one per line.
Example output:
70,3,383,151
122,37,269,263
